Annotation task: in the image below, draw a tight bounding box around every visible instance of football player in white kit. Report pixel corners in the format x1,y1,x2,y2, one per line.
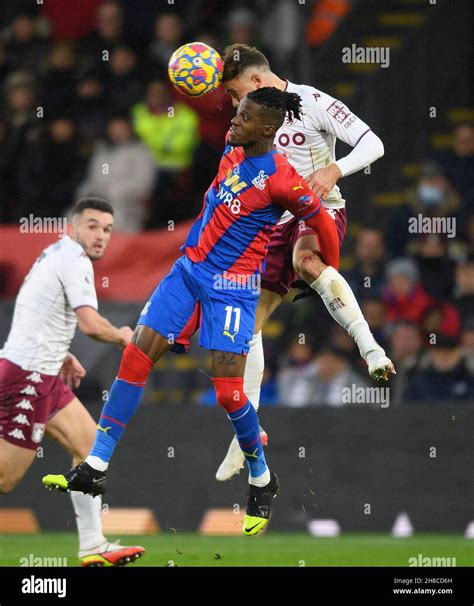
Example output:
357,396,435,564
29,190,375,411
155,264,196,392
0,198,144,566
215,44,396,480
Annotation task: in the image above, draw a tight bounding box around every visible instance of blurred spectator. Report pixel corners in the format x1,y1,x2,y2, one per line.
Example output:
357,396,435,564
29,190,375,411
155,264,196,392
41,41,78,117
277,339,316,407
389,321,423,370
106,46,144,114
311,346,369,407
132,81,198,169
411,234,456,298
383,258,432,324
459,212,474,259
461,321,474,357
148,13,184,77
261,0,301,78
15,117,85,219
0,46,8,91
327,324,359,365
71,70,108,141
454,257,474,327
0,72,39,221
387,161,461,257
388,320,423,405
77,115,155,232
2,13,48,73
0,3,40,25
435,123,474,208
40,0,102,41
404,336,474,402
361,297,389,351
420,302,461,342
345,227,386,298
306,0,352,48
132,80,199,227
278,341,368,407
81,0,130,70
227,8,258,47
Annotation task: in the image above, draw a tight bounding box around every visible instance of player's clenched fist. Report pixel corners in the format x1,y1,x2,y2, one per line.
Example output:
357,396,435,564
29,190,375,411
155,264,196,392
307,163,342,199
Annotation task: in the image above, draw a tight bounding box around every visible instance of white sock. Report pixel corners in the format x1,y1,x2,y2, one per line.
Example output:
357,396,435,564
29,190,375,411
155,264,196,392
249,468,271,487
243,331,264,412
311,266,383,360
70,491,106,552
85,455,108,472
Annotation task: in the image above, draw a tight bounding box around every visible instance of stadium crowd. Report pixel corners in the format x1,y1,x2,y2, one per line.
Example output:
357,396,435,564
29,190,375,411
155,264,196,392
0,1,473,406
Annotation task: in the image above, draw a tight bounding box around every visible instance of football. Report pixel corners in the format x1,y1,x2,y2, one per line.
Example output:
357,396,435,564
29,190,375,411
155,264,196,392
168,41,223,97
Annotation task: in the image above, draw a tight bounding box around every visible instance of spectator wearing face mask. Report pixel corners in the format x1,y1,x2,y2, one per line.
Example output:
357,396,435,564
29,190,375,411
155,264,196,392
386,161,461,257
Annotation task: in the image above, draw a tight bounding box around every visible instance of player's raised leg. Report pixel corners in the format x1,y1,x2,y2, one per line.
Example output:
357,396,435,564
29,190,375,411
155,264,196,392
293,232,395,380
45,397,144,567
211,349,278,536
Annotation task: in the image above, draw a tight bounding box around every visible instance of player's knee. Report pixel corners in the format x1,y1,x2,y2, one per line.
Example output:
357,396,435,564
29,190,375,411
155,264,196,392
293,249,326,280
117,343,154,386
0,470,19,494
212,377,247,413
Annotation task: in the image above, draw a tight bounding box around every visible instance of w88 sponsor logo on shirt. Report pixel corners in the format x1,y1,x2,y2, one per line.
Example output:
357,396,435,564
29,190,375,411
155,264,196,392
216,184,241,214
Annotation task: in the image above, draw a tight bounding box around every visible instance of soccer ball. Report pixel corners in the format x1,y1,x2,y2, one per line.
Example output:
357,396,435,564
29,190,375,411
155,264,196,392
168,42,223,98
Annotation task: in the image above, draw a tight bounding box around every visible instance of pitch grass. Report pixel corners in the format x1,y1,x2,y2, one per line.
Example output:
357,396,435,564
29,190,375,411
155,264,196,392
0,533,472,567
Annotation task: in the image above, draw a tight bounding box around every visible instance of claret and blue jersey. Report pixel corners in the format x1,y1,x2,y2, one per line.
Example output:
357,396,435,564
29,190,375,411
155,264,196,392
138,145,322,355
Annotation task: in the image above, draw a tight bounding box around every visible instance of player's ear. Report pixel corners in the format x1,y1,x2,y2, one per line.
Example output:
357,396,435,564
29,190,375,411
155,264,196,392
263,124,276,138
251,73,263,88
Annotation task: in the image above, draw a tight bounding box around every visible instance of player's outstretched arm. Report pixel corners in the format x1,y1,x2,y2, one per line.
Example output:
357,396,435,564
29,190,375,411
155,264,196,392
306,91,384,197
75,306,133,348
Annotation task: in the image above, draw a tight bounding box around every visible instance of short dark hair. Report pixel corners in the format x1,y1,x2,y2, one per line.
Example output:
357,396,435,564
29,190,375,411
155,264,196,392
247,86,302,130
222,44,270,83
72,197,114,217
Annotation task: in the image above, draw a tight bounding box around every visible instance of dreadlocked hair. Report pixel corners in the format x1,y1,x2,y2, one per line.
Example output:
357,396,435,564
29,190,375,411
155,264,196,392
247,87,302,128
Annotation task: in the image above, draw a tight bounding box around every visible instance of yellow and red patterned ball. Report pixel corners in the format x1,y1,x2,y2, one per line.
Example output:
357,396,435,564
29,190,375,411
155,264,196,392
168,42,223,97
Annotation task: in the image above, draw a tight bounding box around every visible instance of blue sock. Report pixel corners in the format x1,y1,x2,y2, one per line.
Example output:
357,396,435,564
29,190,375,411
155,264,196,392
90,379,144,463
228,401,268,478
